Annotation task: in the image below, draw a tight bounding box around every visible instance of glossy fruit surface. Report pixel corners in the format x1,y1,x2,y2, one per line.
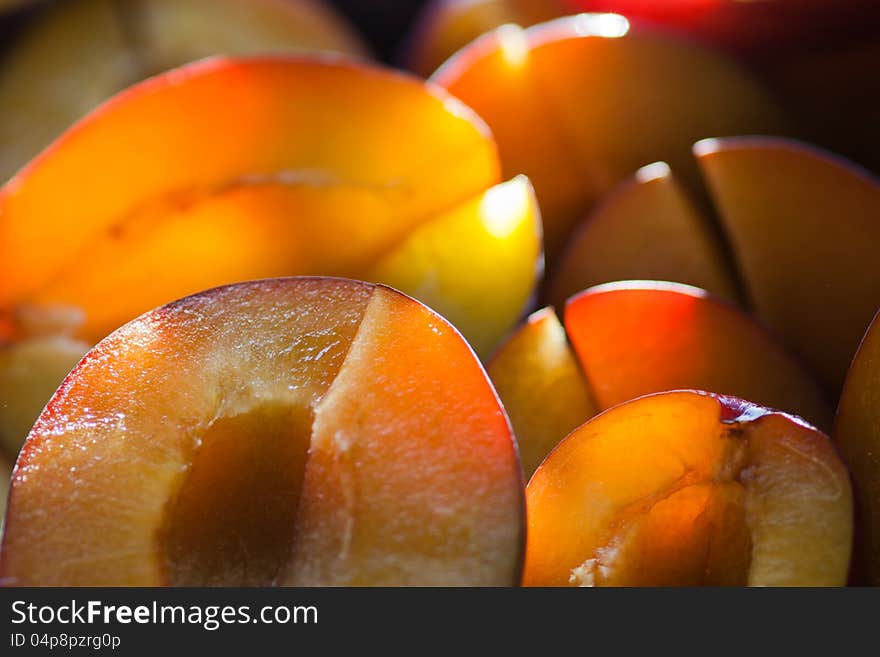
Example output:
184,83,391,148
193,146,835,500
524,391,852,586
1,277,526,586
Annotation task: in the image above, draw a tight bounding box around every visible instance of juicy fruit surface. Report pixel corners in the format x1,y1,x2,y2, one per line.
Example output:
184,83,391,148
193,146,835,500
565,283,833,430
432,15,787,258
545,137,880,398
368,175,542,356
0,278,524,586
0,0,366,182
0,56,539,356
488,282,833,483
696,137,880,393
524,391,852,586
487,308,596,479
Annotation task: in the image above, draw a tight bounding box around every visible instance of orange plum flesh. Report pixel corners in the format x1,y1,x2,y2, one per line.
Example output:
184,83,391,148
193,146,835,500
525,391,852,586
565,283,832,431
487,308,596,479
0,278,525,586
488,282,832,480
432,15,788,259
548,136,879,397
0,56,542,457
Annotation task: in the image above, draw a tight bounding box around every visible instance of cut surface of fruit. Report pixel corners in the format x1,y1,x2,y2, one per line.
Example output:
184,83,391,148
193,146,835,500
834,310,880,584
0,278,525,586
369,175,542,356
524,391,852,586
696,137,880,393
487,307,596,478
432,15,788,259
0,57,540,467
488,282,831,482
549,162,740,308
565,282,833,430
0,0,367,182
0,56,539,356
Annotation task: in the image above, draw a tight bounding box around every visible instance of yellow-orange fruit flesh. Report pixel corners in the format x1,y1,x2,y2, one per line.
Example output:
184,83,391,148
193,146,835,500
524,391,852,586
487,307,596,479
0,278,524,586
368,175,542,357
433,16,788,259
0,57,541,356
0,57,497,333
565,282,833,431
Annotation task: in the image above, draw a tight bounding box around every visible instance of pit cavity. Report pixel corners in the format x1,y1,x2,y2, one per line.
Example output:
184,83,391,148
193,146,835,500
160,402,312,586
571,429,753,586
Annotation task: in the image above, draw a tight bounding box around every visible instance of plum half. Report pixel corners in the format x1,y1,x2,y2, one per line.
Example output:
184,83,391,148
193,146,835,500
488,281,831,478
524,390,852,586
0,277,525,586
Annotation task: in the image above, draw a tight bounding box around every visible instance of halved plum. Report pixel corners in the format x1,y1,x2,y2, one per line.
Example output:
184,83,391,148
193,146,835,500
549,162,740,308
524,391,852,586
488,282,831,478
0,277,525,586
0,56,542,457
432,14,788,257
696,137,880,392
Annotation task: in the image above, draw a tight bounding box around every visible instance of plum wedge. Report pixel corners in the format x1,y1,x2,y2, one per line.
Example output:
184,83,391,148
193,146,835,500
432,14,787,258
0,56,542,458
549,137,880,395
488,282,831,478
696,137,880,392
0,57,540,355
524,391,852,586
549,163,740,308
0,278,525,586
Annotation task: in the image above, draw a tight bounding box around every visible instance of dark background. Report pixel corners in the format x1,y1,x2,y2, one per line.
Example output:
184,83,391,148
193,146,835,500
330,0,427,60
